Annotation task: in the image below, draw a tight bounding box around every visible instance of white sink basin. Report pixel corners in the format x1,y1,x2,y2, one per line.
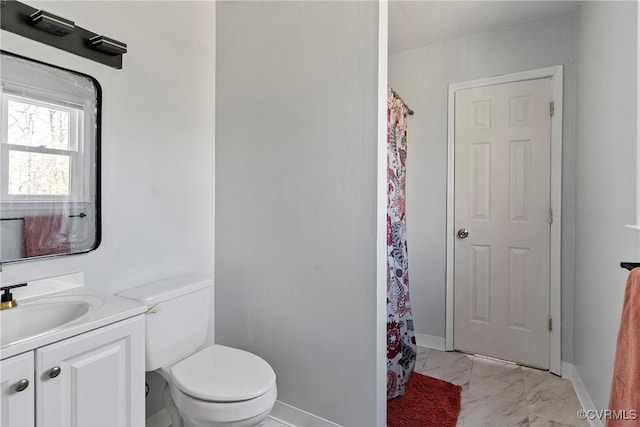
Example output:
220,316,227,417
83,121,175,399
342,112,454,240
0,280,146,360
1,296,98,346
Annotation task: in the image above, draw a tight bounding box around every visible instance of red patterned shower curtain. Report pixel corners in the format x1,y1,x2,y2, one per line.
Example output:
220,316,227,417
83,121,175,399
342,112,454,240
386,88,417,400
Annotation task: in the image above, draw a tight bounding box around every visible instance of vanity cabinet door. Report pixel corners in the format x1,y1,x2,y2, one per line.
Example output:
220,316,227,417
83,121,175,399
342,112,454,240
0,352,35,427
35,316,145,427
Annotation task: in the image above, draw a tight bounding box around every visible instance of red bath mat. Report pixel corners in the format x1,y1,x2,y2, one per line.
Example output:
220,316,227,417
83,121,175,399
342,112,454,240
387,372,462,427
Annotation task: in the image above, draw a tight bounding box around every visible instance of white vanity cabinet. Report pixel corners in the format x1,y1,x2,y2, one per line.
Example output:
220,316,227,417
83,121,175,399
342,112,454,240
1,315,144,427
0,352,35,426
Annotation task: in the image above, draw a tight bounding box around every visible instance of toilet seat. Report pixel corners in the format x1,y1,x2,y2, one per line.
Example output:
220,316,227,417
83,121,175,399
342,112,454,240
165,344,276,402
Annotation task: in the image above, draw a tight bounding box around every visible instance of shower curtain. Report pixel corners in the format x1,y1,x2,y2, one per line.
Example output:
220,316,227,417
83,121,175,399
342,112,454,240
386,88,416,400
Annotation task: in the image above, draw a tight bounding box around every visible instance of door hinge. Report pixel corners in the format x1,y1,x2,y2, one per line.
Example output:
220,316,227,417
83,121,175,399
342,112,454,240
548,316,553,331
548,208,553,224
550,101,555,117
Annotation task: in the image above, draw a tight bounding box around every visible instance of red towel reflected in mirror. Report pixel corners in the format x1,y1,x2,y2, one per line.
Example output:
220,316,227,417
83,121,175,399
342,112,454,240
23,215,70,258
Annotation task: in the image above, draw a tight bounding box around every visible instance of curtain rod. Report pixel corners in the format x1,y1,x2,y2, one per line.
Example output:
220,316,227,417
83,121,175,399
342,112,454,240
390,88,414,116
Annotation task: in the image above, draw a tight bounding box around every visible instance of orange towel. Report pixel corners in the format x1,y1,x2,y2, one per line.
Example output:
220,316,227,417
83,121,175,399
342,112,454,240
608,268,640,426
23,215,70,258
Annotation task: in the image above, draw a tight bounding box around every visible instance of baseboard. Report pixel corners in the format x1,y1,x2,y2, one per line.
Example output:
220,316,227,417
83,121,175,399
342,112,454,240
561,361,574,379
415,333,446,351
270,401,342,427
562,362,603,427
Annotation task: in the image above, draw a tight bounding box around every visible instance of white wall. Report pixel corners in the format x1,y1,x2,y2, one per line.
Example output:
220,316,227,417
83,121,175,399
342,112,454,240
573,1,637,410
215,2,381,425
1,1,215,294
389,12,578,360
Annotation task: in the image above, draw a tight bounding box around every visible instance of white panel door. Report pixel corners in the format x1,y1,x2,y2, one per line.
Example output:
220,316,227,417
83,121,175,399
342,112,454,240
454,78,551,369
36,316,145,427
0,352,34,427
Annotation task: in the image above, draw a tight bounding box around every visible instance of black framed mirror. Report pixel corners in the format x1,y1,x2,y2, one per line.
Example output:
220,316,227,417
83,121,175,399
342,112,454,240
0,51,101,263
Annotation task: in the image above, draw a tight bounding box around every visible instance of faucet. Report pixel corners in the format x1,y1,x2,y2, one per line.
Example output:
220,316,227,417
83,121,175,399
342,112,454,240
1,283,27,310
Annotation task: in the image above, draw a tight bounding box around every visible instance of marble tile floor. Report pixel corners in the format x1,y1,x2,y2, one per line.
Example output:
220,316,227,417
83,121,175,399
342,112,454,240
153,346,586,427
415,346,589,427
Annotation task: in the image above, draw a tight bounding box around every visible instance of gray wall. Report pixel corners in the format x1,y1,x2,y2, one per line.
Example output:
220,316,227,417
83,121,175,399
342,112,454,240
389,12,578,361
1,1,216,294
215,2,380,426
573,1,637,410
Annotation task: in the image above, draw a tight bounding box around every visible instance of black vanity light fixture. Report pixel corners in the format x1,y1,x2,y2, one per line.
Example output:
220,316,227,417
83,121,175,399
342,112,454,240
30,9,75,36
1,0,127,69
89,35,127,56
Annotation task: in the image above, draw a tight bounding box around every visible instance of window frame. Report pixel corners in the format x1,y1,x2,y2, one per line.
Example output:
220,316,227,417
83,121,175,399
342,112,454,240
0,90,87,203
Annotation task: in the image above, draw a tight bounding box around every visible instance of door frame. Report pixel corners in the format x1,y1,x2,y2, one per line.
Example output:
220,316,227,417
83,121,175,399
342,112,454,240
445,66,563,375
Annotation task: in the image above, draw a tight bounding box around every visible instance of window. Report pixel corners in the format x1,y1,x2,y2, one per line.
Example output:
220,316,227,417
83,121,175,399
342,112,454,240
2,94,84,199
0,52,100,262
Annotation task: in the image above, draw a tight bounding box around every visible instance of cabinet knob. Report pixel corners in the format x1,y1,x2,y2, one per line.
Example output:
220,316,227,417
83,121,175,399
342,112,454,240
49,366,61,378
14,379,29,392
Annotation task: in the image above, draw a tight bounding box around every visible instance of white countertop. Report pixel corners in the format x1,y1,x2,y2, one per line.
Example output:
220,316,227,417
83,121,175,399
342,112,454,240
1,286,146,359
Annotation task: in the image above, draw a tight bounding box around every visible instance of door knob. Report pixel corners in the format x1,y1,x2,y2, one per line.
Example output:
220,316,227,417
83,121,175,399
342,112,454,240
49,366,61,378
14,379,29,392
457,228,469,239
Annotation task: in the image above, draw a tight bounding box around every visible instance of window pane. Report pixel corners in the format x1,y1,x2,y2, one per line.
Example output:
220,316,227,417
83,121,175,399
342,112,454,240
8,150,70,195
7,99,71,150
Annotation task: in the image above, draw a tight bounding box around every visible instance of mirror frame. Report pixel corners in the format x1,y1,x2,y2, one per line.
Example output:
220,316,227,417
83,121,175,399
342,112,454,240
0,50,101,264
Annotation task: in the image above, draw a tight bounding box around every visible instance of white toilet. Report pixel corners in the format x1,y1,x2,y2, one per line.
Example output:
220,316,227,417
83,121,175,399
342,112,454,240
118,275,277,427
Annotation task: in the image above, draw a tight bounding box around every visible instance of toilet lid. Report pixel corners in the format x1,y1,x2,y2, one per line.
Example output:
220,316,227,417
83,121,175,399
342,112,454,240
168,345,276,402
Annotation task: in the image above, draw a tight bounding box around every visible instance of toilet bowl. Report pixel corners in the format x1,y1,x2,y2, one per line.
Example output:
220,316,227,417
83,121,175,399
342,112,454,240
117,275,277,427
167,376,277,427
160,344,277,427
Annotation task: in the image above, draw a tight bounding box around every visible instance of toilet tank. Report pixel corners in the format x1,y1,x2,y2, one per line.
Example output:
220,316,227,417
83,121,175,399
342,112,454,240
117,275,212,371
